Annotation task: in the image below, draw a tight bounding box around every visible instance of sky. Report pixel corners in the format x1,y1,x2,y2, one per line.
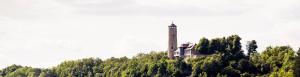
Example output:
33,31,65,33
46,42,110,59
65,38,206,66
0,0,299,68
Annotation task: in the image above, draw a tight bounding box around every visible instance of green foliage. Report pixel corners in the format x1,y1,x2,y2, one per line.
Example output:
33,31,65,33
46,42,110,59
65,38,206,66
246,40,258,57
54,58,103,77
196,37,210,54
0,64,23,76
209,37,226,53
0,35,296,77
295,48,300,77
226,35,242,54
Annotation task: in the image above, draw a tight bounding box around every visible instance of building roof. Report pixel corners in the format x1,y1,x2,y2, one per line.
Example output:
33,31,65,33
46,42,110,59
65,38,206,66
179,42,196,48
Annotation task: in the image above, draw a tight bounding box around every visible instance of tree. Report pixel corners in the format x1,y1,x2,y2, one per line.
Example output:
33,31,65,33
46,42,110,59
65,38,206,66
221,66,240,77
225,35,247,61
295,48,300,77
260,46,295,76
209,38,221,54
246,40,258,57
226,35,242,54
196,37,210,54
0,64,22,76
191,63,201,77
39,69,56,77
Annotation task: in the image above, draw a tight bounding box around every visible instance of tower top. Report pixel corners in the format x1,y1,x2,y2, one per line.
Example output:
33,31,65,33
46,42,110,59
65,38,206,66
169,22,177,27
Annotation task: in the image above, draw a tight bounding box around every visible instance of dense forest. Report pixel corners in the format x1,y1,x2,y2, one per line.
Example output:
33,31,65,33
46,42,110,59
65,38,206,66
0,35,299,77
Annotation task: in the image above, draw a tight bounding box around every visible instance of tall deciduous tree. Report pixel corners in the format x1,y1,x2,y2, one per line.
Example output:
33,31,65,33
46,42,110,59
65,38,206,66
196,37,210,54
246,40,258,57
226,35,242,54
209,38,222,54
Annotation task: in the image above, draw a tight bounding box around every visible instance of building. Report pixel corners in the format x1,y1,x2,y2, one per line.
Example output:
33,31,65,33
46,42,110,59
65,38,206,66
174,42,199,58
168,22,200,59
168,22,177,59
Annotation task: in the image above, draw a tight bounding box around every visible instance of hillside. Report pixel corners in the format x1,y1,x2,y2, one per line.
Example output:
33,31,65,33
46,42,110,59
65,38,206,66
0,35,296,77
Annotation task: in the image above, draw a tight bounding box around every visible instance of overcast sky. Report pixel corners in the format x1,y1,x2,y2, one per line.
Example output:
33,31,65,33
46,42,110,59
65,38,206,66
0,0,299,68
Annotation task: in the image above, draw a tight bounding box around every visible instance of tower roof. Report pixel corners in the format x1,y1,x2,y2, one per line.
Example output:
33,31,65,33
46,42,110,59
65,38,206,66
169,22,177,27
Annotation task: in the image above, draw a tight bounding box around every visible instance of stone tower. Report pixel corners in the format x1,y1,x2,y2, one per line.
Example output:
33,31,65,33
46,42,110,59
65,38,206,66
168,22,177,59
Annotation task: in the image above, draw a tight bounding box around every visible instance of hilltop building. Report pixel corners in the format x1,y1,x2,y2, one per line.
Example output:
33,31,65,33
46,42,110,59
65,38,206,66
168,23,200,59
168,22,177,59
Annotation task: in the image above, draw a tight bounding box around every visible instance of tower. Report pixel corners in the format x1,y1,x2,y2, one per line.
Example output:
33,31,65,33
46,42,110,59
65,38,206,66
168,22,177,59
